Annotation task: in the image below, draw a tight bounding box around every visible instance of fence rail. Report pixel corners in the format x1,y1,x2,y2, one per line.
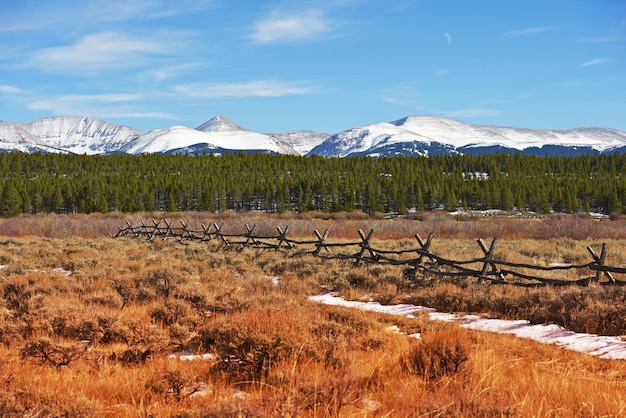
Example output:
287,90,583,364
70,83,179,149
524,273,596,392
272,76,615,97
114,219,625,287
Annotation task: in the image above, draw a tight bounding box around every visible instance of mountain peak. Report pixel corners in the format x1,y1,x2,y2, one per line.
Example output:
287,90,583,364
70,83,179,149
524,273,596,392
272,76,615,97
196,115,249,133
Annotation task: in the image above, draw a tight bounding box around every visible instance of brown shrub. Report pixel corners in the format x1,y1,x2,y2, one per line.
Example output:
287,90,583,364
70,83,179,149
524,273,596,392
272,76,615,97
21,337,88,368
150,299,196,326
202,316,298,382
401,326,470,380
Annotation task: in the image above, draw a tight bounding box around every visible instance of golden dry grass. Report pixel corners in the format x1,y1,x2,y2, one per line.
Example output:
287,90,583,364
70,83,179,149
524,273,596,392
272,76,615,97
0,213,626,416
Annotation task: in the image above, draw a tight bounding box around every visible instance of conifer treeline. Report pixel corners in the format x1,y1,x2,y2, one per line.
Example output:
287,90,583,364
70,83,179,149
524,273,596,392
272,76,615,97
0,152,624,217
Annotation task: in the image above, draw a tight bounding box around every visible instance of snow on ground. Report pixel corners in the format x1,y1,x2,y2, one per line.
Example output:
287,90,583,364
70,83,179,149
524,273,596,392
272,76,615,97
168,350,215,361
309,293,626,360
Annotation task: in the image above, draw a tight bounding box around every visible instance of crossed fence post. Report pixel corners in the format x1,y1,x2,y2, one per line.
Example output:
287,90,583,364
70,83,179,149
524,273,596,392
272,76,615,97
313,229,329,256
588,244,615,284
477,238,504,283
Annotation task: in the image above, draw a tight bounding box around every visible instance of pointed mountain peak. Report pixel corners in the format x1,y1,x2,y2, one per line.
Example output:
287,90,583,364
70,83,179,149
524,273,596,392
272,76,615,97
195,115,249,133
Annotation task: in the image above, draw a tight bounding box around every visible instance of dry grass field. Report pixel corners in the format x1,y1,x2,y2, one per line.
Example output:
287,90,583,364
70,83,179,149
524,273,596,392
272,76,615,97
1,211,626,417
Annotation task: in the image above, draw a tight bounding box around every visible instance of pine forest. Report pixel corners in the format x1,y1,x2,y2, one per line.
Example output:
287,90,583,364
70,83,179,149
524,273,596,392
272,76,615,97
1,152,625,217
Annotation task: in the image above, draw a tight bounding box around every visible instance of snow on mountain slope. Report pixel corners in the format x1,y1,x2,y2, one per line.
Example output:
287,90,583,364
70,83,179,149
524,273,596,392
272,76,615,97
201,130,298,155
310,115,626,156
196,115,249,133
120,126,219,154
393,116,626,152
0,122,36,153
308,122,435,157
25,116,143,154
122,121,300,155
271,130,330,155
0,117,142,154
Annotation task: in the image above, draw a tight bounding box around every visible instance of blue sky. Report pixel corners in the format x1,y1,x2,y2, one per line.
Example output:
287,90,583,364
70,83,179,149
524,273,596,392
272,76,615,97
1,0,625,133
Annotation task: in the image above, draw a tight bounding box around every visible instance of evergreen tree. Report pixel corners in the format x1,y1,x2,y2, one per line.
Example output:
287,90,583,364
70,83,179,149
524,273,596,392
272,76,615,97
0,183,22,217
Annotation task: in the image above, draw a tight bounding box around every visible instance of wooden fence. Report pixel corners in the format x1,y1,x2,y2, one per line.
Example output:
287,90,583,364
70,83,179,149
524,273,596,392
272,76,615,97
113,219,626,287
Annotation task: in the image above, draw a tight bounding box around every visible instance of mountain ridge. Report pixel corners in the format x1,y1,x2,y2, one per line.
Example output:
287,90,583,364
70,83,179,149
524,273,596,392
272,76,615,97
1,115,625,157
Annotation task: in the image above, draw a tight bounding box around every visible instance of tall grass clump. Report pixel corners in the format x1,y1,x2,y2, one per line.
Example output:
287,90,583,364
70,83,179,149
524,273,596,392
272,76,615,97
401,326,470,381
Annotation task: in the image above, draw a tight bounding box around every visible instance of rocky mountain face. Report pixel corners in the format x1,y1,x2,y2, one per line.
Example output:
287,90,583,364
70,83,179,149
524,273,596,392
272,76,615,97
1,114,625,157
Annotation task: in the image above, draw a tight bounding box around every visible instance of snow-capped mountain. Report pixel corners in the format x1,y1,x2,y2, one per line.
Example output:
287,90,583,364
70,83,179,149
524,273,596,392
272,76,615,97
196,115,249,133
121,116,301,155
0,114,625,157
309,116,626,157
0,116,142,155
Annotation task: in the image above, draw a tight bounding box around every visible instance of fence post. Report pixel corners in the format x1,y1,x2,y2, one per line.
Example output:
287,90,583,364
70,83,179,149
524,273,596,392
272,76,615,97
140,219,154,239
404,232,436,279
213,223,229,246
162,219,174,239
113,224,126,238
478,238,502,283
415,232,435,264
356,229,376,263
125,221,140,238
150,219,162,239
200,223,213,241
242,223,258,248
313,229,329,256
276,226,293,250
179,219,192,241
587,243,615,284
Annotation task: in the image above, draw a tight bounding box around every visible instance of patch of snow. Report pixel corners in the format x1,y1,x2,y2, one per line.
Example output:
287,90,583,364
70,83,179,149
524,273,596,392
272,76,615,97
589,212,610,219
168,350,215,361
309,293,626,360
265,275,280,285
385,325,402,333
188,382,210,398
23,267,72,275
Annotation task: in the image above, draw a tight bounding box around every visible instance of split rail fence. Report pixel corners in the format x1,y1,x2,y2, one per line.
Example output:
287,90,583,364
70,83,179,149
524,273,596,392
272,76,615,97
114,219,626,288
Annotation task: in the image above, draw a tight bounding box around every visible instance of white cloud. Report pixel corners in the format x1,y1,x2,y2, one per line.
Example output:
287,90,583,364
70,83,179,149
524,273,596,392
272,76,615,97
250,9,333,43
99,111,176,120
383,97,410,105
577,36,625,44
443,108,501,118
29,31,190,74
86,0,216,21
172,80,315,98
28,94,142,114
381,82,421,106
27,93,175,120
579,58,609,67
0,0,216,32
436,69,450,76
0,85,27,95
147,64,199,82
504,26,554,38
443,32,452,44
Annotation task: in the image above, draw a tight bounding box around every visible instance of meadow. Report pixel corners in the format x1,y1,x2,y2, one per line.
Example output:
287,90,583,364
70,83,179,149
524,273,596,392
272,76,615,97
0,211,625,417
